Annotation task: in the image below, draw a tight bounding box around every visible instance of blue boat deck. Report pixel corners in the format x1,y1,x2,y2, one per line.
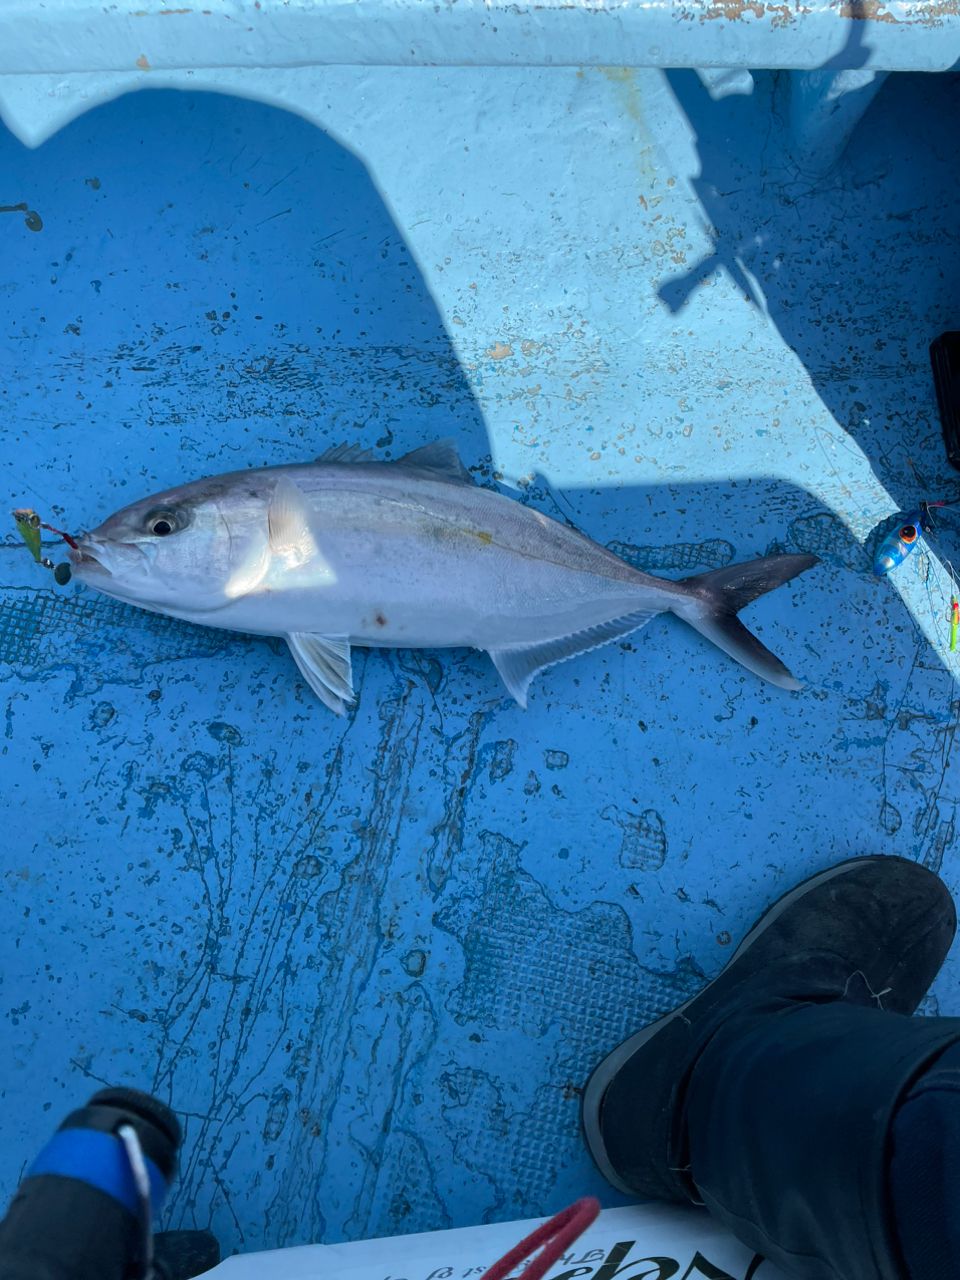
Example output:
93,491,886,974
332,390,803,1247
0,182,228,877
2,65,959,1254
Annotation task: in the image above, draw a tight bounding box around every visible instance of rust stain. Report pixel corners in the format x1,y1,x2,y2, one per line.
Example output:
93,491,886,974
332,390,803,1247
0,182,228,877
374,612,387,627
136,54,151,69
599,66,646,126
839,0,898,19
696,0,766,21
485,341,514,361
475,531,493,546
693,0,957,22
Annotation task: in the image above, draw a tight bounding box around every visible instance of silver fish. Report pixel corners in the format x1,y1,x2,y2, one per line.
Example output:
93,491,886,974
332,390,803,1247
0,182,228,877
70,440,818,713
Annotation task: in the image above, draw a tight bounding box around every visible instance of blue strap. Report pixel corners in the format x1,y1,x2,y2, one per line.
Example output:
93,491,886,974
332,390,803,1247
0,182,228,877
27,1128,168,1216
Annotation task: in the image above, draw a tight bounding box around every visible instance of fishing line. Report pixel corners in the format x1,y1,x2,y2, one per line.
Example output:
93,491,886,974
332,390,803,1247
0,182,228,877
875,499,960,652
809,415,960,653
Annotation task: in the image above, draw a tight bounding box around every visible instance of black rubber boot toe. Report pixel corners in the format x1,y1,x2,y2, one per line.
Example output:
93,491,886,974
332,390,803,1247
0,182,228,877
582,855,957,1205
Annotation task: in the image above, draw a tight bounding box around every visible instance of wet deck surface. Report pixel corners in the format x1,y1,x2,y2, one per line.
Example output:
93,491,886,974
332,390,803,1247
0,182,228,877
2,70,960,1254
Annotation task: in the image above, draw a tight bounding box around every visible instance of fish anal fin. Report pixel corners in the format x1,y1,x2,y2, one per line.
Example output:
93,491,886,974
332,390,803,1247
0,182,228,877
287,633,354,715
488,607,658,707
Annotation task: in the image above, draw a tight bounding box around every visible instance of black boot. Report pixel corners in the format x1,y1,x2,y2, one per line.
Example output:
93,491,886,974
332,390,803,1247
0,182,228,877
582,855,959,1280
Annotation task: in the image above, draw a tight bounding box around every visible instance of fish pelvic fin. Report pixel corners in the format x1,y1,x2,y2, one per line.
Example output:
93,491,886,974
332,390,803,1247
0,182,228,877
676,553,819,690
287,633,355,714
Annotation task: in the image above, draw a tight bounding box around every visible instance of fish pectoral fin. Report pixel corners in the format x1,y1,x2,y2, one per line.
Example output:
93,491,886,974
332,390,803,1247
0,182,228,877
269,476,319,569
396,439,475,486
488,607,659,708
287,633,355,715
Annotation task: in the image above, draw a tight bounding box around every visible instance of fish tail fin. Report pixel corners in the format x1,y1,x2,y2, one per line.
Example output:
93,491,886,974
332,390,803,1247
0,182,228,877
675,553,819,690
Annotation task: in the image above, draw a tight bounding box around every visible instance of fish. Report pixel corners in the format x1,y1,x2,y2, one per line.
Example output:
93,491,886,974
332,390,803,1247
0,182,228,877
69,440,818,713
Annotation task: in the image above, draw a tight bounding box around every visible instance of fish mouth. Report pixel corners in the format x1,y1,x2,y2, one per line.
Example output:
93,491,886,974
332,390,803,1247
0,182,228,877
70,537,162,584
69,540,120,577
71,548,104,568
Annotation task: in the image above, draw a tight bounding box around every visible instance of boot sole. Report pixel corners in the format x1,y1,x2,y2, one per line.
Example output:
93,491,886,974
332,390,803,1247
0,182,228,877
581,855,891,1196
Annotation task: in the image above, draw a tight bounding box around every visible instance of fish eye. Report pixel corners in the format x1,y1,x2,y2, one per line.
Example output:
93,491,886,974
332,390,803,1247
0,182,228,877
146,509,178,537
900,525,918,543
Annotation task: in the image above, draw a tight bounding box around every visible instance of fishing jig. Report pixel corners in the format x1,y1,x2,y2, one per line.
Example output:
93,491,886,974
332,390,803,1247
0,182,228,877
872,504,941,577
11,507,77,584
874,500,960,654
13,508,44,563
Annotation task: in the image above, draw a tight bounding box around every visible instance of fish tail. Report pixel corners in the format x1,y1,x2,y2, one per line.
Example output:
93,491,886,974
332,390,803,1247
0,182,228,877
674,554,819,690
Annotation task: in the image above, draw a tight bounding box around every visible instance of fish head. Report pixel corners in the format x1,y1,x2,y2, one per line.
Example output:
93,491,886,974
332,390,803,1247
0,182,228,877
70,474,263,613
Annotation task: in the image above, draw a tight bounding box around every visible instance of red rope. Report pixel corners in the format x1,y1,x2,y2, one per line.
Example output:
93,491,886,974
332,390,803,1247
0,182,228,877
479,1198,601,1280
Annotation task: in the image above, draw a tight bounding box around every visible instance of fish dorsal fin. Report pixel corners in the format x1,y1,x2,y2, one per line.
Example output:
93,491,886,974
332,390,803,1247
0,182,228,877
396,438,475,486
287,633,355,715
314,438,475,484
488,607,659,708
315,442,375,465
